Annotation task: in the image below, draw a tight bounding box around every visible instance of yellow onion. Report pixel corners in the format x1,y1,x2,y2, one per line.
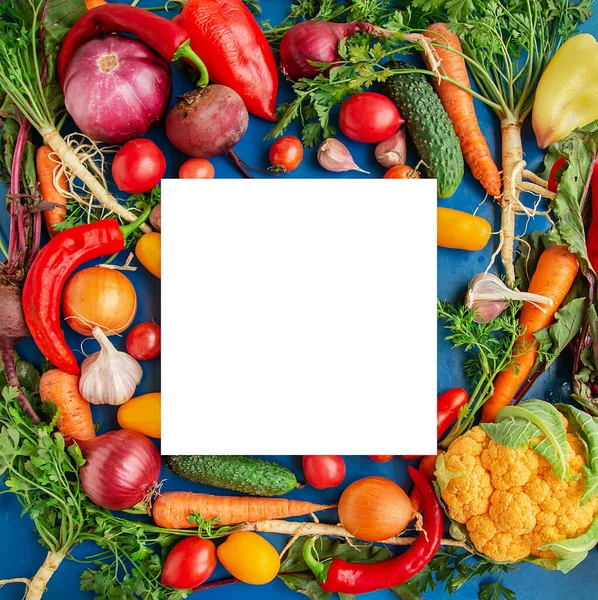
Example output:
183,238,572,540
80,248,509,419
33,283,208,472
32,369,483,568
338,476,414,542
63,267,137,335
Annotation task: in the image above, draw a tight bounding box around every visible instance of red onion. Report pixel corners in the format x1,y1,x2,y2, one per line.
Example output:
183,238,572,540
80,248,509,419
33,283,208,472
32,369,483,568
64,34,172,144
280,20,393,80
78,430,161,511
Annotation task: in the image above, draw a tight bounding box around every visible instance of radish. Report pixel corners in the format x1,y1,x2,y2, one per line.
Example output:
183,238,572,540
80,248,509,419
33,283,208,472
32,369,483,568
166,85,251,176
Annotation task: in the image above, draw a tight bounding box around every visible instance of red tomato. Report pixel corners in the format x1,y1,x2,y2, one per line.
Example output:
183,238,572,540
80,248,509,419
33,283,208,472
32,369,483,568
179,158,215,179
302,455,346,489
126,322,161,360
384,164,419,179
269,136,304,172
161,537,217,589
339,93,403,144
112,139,166,194
369,455,394,462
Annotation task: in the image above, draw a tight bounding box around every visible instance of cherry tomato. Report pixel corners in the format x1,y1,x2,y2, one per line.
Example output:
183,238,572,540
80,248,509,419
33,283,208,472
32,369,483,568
369,455,394,462
118,393,161,438
161,537,217,589
112,139,166,194
126,322,161,360
217,532,279,585
135,232,161,278
547,156,566,193
384,164,420,179
302,455,346,489
269,136,304,172
339,92,403,144
179,158,215,179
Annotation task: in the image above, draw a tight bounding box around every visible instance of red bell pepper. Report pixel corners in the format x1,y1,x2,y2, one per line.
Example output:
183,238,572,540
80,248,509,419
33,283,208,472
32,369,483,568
22,210,150,375
588,158,598,271
179,0,278,121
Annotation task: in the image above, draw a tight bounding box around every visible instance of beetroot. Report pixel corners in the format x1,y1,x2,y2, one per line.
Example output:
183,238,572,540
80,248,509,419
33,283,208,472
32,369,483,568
165,85,248,159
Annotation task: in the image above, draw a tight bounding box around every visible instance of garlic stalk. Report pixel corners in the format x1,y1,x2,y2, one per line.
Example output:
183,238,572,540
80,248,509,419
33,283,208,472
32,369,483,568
375,129,407,168
79,327,143,405
317,138,369,173
465,273,554,323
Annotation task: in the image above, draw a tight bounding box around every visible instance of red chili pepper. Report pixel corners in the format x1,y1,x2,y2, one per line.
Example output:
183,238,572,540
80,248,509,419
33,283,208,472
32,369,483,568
547,156,567,194
303,467,443,594
22,210,150,375
57,5,209,87
588,159,598,271
403,388,469,460
179,0,278,121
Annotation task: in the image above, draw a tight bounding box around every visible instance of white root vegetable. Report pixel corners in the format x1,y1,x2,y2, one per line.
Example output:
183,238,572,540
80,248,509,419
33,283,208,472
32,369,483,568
0,551,65,600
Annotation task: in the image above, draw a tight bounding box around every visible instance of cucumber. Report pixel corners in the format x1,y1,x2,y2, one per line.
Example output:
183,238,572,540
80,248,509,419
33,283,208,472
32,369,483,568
381,60,464,198
165,455,297,496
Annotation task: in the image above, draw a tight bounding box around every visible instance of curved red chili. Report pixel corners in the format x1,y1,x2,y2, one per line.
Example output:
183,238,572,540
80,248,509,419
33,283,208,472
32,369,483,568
587,158,598,271
547,156,567,194
57,5,209,87
179,0,278,121
303,467,443,594
22,211,149,375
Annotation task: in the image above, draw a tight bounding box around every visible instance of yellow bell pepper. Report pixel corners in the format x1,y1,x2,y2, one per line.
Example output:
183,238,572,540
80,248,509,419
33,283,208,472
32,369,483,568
533,34,598,148
437,207,491,251
117,393,161,438
135,232,161,278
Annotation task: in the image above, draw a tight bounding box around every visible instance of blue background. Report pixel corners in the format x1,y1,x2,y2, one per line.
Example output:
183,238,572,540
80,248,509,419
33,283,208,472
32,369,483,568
0,0,596,598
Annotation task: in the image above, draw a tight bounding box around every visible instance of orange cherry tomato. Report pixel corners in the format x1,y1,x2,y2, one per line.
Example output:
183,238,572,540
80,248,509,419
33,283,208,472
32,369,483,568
179,158,215,179
269,136,304,172
369,455,394,462
384,164,419,179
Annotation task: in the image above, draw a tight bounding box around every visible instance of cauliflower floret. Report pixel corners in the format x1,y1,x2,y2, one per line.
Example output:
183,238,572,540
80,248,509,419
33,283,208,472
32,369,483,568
440,425,598,563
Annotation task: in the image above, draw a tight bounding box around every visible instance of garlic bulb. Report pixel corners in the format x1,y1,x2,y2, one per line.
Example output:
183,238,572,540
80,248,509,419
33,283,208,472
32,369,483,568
465,272,554,323
375,129,407,168
317,138,369,173
80,327,143,405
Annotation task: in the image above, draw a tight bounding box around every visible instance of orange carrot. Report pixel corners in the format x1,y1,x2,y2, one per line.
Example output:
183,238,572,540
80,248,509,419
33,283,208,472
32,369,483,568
422,23,501,198
85,0,107,9
410,452,441,513
481,244,579,423
153,491,335,528
36,146,67,238
39,369,95,441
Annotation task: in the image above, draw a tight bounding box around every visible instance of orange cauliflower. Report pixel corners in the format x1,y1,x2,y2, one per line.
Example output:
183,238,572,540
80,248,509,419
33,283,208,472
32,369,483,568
439,424,598,563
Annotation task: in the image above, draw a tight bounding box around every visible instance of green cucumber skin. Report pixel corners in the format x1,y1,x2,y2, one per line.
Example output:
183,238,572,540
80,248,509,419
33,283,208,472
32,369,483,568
382,60,464,198
165,455,297,496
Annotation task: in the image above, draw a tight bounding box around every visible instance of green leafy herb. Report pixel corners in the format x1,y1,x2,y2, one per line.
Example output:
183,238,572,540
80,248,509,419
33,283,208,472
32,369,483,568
437,300,523,446
481,400,571,480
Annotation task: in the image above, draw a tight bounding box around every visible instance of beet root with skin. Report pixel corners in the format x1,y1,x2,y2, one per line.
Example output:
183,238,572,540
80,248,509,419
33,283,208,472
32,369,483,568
165,85,248,159
0,284,29,340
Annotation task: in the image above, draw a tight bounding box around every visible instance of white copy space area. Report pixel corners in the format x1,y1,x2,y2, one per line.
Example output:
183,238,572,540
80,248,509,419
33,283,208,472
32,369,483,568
161,179,437,455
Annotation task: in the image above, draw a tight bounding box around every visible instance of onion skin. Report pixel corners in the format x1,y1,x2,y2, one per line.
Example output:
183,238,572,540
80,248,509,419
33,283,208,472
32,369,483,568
338,476,414,542
64,35,172,144
280,21,389,81
79,430,161,511
62,267,137,336
165,85,248,158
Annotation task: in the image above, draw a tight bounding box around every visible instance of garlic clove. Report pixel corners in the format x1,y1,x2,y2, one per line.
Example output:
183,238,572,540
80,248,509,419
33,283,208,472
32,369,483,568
79,327,143,406
317,138,369,173
466,272,553,322
375,128,407,168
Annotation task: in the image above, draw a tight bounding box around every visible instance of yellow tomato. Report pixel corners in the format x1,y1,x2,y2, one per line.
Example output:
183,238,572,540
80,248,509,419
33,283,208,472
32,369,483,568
437,207,491,251
217,532,280,585
136,232,161,278
117,393,161,438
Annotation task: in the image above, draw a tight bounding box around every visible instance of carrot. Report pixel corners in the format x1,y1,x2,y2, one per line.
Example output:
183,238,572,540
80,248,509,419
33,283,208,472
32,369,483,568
36,145,67,239
153,491,335,528
422,23,501,198
410,452,441,513
39,369,95,441
85,0,107,9
481,244,579,423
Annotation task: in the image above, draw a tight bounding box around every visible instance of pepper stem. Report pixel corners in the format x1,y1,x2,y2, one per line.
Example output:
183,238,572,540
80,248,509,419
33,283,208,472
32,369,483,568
120,205,152,241
302,538,330,584
173,39,210,87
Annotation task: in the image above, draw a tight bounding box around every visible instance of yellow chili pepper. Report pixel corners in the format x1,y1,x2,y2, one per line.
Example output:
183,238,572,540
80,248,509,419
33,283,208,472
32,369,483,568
437,207,491,251
533,34,598,148
117,393,161,438
135,232,161,278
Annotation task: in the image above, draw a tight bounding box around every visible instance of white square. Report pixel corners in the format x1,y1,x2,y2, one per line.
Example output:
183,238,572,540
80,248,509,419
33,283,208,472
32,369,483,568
161,179,437,455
